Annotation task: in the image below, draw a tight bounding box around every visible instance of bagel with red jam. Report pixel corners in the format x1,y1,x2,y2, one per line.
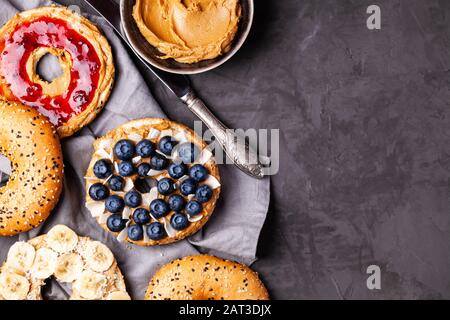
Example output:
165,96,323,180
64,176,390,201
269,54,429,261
0,225,130,300
0,6,114,138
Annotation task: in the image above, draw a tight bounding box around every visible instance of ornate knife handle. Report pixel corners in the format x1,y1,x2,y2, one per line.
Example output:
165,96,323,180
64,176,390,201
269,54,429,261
181,90,265,179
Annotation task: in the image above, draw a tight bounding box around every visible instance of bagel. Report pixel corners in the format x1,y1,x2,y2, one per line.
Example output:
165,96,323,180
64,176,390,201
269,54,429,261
84,118,221,246
0,6,115,138
0,100,63,236
0,225,130,300
145,255,269,300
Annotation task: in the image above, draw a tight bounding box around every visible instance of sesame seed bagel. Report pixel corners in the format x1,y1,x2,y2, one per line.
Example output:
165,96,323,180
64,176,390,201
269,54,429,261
0,225,130,300
0,5,115,138
84,118,221,246
145,255,269,300
0,100,63,236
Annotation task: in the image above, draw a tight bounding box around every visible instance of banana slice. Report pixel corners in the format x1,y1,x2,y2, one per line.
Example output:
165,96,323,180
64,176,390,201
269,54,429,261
106,291,131,300
5,242,35,272
0,272,30,300
30,248,58,279
55,253,84,283
74,270,107,300
84,241,114,272
46,225,78,253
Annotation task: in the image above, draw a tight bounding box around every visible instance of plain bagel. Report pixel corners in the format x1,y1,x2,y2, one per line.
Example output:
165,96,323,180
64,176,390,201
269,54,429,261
0,100,64,236
145,255,269,300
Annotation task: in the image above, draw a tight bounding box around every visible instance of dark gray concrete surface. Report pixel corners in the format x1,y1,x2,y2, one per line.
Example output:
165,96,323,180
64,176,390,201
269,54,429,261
83,0,450,299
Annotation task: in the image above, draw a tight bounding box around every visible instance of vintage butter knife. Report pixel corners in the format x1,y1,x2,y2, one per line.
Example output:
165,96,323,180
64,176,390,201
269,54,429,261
71,0,265,179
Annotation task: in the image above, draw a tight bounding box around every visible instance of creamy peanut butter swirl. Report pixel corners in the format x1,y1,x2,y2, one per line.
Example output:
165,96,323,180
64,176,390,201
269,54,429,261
133,0,241,63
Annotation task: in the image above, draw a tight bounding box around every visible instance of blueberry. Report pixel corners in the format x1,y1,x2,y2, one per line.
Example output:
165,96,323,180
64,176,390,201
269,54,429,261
136,139,155,158
146,222,166,240
124,190,142,208
114,139,135,160
118,161,134,176
185,200,203,216
106,214,126,232
170,213,189,230
195,185,213,203
127,224,143,241
157,178,175,196
177,143,200,164
150,154,168,170
137,163,151,177
105,195,125,213
150,199,170,218
180,178,197,196
189,164,208,182
89,183,109,201
158,136,177,155
93,159,113,179
108,175,125,191
133,208,151,225
168,194,185,211
168,163,187,179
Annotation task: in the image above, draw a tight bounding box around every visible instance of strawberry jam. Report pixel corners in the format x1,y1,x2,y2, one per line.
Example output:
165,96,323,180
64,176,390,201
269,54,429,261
0,17,101,126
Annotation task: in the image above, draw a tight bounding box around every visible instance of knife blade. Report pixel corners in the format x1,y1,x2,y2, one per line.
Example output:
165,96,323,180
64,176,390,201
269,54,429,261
79,0,190,97
65,0,265,179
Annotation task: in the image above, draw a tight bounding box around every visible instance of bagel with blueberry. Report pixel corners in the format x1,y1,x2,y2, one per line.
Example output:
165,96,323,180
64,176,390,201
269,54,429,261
84,118,221,246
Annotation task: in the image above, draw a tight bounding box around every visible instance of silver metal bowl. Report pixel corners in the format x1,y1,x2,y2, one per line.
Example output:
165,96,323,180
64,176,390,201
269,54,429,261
120,0,254,75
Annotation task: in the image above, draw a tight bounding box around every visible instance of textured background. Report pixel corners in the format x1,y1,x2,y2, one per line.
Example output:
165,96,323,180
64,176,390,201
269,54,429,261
171,0,450,299
79,0,450,299
148,0,450,299
7,0,450,299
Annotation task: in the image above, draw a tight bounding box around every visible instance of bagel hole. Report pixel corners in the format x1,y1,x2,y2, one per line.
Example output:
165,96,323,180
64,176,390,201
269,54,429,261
36,53,63,82
0,153,11,187
41,277,71,300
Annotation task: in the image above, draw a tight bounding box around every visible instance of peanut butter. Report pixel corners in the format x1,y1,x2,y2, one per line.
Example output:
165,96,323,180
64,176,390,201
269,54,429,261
133,0,241,63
